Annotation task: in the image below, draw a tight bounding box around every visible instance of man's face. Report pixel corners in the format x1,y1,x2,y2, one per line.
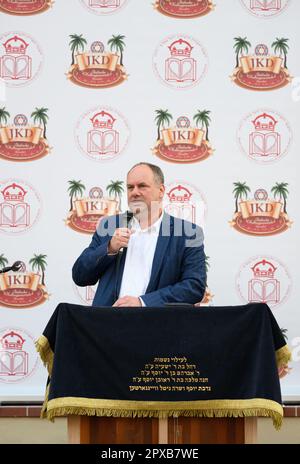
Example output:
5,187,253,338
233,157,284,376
127,165,165,215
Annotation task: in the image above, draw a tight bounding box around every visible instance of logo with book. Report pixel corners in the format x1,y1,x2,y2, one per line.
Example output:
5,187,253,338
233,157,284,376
0,180,42,235
0,32,43,87
240,0,290,18
74,282,97,305
164,181,207,227
0,255,49,308
152,109,214,163
231,37,292,91
153,0,215,18
229,182,292,236
0,0,53,15
80,0,129,15
65,180,124,234
67,34,128,88
0,328,39,382
237,109,292,164
153,35,208,90
236,256,291,309
0,108,51,162
75,107,130,162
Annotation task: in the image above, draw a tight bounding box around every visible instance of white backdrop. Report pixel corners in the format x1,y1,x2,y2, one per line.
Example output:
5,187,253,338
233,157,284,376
0,0,299,401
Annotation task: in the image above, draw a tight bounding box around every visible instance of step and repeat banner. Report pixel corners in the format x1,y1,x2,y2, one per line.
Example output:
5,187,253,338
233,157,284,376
0,0,299,401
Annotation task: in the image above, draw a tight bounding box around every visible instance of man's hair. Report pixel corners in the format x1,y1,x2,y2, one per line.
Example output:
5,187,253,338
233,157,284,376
127,162,164,185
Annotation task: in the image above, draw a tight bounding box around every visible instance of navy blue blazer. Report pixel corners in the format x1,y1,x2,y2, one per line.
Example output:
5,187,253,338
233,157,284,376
72,212,207,307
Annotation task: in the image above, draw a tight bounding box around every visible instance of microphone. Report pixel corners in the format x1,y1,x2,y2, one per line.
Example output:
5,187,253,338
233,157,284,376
122,210,134,230
114,210,134,302
0,261,23,274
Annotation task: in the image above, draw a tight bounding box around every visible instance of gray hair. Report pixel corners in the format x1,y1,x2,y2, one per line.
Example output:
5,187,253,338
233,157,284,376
127,162,164,185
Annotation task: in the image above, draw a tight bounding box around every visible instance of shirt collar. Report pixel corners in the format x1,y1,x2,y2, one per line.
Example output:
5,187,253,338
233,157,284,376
131,211,164,234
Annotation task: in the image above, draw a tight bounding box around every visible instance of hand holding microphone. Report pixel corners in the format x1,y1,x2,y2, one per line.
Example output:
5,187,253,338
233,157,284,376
108,228,133,254
108,210,134,254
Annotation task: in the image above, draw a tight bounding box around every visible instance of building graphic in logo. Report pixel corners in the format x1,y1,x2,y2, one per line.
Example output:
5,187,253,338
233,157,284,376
237,109,292,164
164,181,207,227
65,180,124,234
230,182,292,236
75,106,130,162
0,180,41,235
240,0,290,18
153,35,208,90
0,0,53,15
154,0,215,18
231,37,292,90
236,255,292,308
0,328,39,382
0,255,49,308
67,34,128,88
0,32,43,87
80,0,129,15
0,108,51,161
153,109,213,163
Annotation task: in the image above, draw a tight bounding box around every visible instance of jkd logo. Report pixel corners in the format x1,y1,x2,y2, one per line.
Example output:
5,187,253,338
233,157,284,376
67,34,128,88
231,37,292,91
229,182,292,236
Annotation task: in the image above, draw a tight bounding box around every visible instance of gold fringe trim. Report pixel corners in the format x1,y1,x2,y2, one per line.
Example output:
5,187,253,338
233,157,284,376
35,335,54,376
44,397,283,430
276,344,292,368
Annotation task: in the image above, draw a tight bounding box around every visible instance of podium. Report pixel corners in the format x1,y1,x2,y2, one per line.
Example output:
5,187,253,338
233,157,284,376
37,302,291,444
68,415,257,444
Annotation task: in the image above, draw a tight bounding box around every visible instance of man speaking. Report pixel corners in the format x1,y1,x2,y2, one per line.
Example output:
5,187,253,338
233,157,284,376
72,162,207,307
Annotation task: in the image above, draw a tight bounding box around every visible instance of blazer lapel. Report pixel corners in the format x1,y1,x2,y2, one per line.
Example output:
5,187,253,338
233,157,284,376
146,213,173,293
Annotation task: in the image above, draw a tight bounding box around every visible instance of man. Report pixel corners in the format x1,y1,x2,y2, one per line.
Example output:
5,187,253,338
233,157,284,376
72,162,206,307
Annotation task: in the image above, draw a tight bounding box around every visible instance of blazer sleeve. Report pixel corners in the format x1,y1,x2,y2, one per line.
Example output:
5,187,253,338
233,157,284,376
140,227,207,306
72,217,118,287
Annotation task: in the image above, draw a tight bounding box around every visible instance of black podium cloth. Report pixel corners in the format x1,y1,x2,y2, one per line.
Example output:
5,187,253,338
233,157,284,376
36,302,291,429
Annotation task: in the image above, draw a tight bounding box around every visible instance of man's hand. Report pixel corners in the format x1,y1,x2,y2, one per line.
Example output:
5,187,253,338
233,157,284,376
113,296,141,307
108,228,133,254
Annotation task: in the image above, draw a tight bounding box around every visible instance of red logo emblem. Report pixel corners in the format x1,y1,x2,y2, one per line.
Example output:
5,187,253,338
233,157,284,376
0,328,39,382
154,0,215,18
153,109,214,163
0,0,53,15
67,35,128,88
230,182,292,236
0,32,43,87
0,256,49,308
0,109,51,161
65,180,124,234
153,35,208,90
231,38,292,91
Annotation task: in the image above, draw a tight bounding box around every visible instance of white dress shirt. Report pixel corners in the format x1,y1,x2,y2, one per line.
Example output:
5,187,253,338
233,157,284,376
118,212,163,304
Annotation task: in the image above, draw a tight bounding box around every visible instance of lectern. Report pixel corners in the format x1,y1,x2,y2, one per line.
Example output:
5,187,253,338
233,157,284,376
67,416,257,444
37,302,291,445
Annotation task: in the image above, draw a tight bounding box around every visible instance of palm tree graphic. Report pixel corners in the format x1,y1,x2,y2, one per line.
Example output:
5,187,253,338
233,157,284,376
193,109,211,142
155,109,173,141
233,37,251,68
29,254,47,286
271,182,289,214
233,182,251,213
0,107,10,127
31,107,49,139
272,38,289,69
69,34,87,66
68,180,86,212
108,35,126,66
0,254,8,269
106,180,124,211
